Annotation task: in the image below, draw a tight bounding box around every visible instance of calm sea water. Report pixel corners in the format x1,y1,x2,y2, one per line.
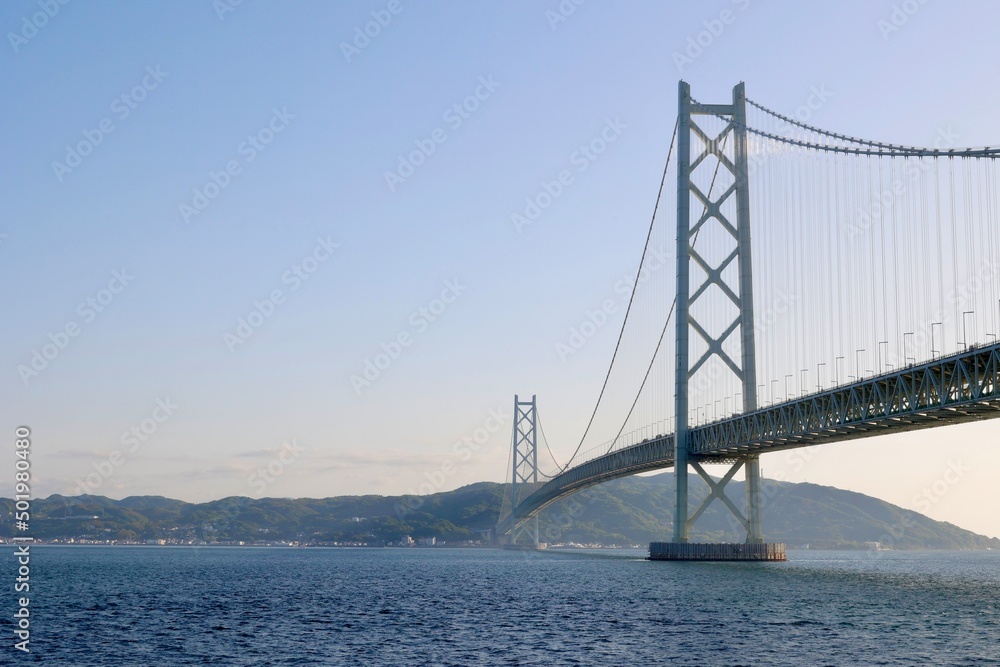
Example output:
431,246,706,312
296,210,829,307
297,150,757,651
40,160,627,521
4,546,999,666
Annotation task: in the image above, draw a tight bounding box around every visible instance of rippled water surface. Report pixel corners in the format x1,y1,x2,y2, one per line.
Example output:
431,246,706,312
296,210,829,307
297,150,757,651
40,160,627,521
6,546,1000,665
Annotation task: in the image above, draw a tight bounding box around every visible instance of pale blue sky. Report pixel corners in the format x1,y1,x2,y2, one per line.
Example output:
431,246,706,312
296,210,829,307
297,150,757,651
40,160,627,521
4,1,1000,538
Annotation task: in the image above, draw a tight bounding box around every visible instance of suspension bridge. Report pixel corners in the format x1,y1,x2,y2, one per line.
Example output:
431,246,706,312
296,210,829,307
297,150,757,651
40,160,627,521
496,81,1000,560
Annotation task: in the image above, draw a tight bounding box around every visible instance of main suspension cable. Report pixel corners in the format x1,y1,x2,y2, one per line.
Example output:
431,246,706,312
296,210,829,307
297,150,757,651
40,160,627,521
536,410,561,477
556,118,679,473
602,132,729,455
694,97,1000,159
746,97,1000,157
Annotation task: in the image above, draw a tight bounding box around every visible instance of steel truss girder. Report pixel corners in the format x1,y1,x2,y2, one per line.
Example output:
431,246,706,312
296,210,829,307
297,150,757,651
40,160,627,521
689,343,1000,459
498,343,1000,537
496,434,676,537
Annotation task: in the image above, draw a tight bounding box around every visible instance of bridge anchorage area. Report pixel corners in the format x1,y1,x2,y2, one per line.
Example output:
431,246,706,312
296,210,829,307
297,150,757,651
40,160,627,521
649,542,786,562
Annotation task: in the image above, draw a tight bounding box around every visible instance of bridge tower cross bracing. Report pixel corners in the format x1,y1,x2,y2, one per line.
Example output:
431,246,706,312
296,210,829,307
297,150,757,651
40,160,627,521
673,81,763,544
511,394,540,546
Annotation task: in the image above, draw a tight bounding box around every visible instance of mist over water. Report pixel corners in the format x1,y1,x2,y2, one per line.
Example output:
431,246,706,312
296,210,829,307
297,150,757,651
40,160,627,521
8,546,999,665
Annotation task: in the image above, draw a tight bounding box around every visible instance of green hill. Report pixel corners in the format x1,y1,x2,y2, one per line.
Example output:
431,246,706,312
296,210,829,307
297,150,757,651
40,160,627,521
532,474,1000,549
1,475,996,549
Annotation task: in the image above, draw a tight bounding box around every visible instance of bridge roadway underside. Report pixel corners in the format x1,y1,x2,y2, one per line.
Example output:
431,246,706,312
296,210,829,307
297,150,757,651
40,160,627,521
498,343,1000,536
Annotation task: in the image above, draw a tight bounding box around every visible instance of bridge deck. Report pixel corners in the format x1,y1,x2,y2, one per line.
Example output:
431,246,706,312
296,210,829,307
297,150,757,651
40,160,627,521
498,343,1000,535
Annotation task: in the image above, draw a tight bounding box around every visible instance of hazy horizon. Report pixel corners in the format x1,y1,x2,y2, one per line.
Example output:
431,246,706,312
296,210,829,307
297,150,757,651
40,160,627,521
5,1,1000,541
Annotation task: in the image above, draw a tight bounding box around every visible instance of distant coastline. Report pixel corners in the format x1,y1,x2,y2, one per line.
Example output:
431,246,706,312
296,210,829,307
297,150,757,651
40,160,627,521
3,475,997,551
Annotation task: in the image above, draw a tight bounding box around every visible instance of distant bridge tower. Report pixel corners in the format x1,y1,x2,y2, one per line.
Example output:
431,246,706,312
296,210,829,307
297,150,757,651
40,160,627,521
511,394,540,546
672,81,763,545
